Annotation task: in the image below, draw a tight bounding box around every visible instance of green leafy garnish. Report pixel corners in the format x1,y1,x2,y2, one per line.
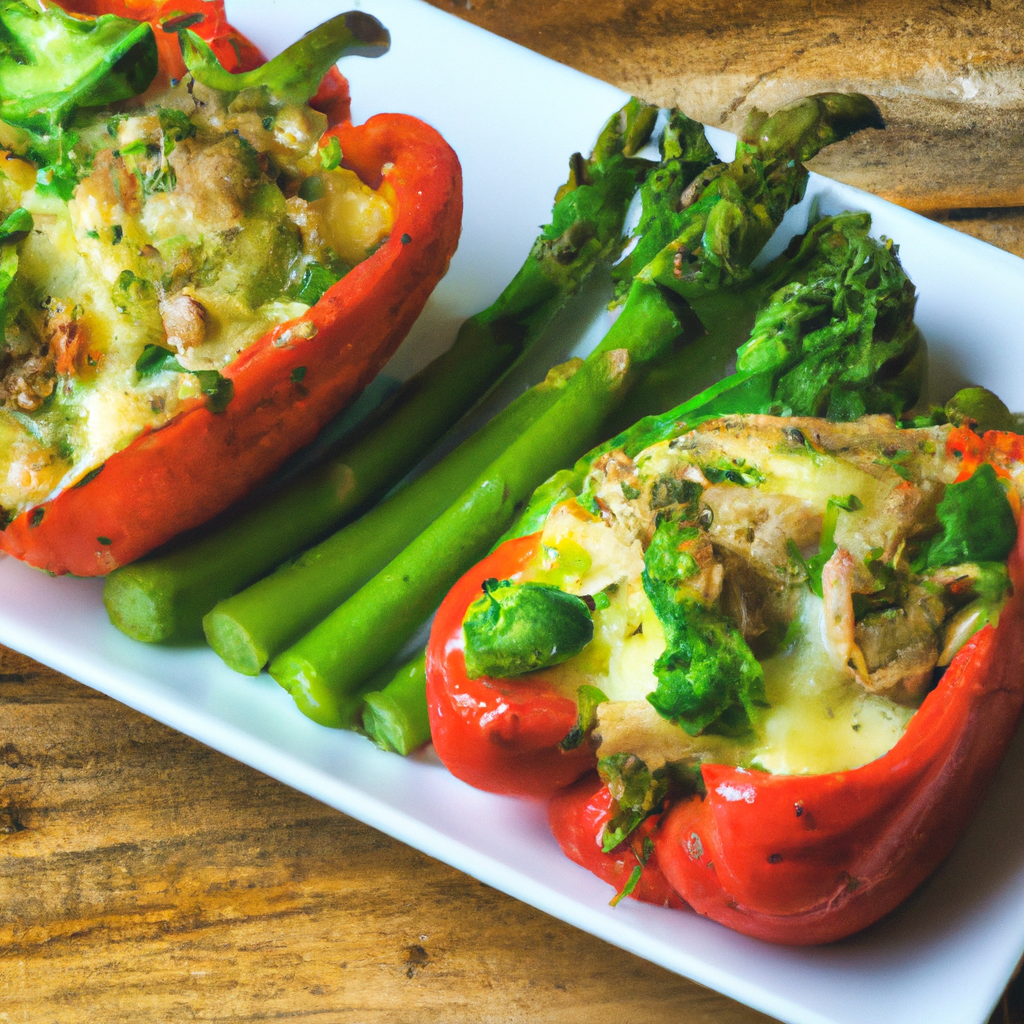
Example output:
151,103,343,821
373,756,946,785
0,207,32,246
609,836,654,907
599,753,666,852
180,11,389,105
926,463,1017,568
643,518,766,735
134,344,234,413
701,458,765,487
461,578,594,679
115,108,196,195
559,684,609,751
798,494,863,598
292,262,340,306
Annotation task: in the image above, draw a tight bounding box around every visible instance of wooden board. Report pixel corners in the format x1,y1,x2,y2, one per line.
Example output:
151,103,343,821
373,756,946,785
422,0,1024,212
0,648,776,1023
4,2,1024,1020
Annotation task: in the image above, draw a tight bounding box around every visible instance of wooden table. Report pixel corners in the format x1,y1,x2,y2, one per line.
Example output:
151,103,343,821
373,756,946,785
3,2,1024,1020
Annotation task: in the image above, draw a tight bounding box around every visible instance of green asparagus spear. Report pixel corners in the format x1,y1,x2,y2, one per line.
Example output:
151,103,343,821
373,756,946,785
362,652,431,755
270,347,643,726
103,97,661,644
203,359,585,674
610,110,719,294
645,93,884,308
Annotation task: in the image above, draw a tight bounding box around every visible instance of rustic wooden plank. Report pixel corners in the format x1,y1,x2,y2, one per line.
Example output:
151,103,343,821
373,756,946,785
927,208,1024,259
423,0,1024,212
0,649,776,1023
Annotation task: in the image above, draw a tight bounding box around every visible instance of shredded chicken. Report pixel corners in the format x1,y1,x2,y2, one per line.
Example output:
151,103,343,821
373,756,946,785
821,548,943,702
820,547,871,684
590,449,652,547
704,485,821,580
595,701,699,770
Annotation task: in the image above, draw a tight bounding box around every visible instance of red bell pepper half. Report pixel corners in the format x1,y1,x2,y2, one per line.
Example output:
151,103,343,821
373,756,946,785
545,516,1024,942
432,423,1024,932
426,533,597,798
0,2,462,576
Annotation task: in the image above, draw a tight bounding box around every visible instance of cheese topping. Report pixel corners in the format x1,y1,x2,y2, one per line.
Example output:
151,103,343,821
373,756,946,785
0,79,392,520
518,414,1018,777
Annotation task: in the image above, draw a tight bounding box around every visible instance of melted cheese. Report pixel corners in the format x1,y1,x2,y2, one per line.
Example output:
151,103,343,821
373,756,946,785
529,492,918,776
752,593,915,774
0,93,392,520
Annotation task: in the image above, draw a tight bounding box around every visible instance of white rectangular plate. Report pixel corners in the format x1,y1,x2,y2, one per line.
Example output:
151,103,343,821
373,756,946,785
3,3,1024,1022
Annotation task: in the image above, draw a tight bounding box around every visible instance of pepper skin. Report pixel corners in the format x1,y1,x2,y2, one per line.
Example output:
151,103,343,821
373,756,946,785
642,517,1024,945
538,434,1024,941
549,772,687,909
0,4,462,576
426,533,597,798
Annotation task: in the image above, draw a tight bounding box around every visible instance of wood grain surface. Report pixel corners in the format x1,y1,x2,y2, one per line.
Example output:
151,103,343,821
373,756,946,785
424,0,1024,213
4,1,1024,1021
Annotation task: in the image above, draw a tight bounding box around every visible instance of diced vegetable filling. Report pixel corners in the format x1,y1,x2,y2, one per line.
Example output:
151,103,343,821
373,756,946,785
465,414,1020,778
0,6,392,521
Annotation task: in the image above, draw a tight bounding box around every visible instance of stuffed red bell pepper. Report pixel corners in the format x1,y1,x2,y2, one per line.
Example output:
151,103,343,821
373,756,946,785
0,0,461,575
427,406,1024,941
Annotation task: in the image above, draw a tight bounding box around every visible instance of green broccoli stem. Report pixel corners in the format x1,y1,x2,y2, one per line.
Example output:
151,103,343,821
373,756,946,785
268,281,691,725
103,98,659,645
203,359,585,675
361,651,431,756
